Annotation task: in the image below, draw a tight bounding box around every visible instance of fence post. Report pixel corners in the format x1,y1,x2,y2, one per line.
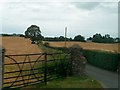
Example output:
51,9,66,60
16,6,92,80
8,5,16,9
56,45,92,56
0,48,5,89
44,53,47,85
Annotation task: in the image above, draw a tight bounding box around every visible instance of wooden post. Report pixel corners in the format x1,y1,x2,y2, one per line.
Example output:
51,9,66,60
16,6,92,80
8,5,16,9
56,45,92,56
1,48,5,89
65,27,67,47
44,53,47,85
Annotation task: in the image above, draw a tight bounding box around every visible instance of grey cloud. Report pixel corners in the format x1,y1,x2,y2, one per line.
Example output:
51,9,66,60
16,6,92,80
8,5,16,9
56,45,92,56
72,2,100,10
72,2,117,14
99,2,118,14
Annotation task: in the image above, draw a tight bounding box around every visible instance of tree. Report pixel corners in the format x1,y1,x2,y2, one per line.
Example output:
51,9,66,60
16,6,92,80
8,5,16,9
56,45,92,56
103,34,114,43
25,25,43,43
114,38,120,43
59,36,65,41
87,37,92,41
92,33,103,43
74,35,85,42
69,37,73,41
92,33,114,43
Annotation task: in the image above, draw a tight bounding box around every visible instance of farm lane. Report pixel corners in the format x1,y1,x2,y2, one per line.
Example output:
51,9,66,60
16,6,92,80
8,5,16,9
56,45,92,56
85,64,118,88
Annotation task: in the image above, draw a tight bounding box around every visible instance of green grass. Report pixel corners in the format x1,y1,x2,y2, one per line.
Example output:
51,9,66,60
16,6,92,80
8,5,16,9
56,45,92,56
30,76,103,88
38,43,62,53
5,76,103,89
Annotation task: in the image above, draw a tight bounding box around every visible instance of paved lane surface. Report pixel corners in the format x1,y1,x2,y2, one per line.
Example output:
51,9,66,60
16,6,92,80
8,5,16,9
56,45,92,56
85,64,118,88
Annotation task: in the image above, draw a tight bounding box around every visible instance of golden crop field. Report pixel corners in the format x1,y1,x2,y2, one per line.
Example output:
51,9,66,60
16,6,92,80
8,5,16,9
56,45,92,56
1,36,43,87
1,36,42,54
48,41,119,53
1,37,119,54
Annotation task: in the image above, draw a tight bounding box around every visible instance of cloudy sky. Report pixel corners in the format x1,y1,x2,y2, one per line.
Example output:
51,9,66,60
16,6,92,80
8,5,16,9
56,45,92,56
0,0,119,38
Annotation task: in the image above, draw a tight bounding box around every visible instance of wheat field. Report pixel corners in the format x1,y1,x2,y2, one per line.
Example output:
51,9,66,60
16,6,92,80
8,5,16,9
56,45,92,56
47,41,119,53
1,36,43,87
1,36,42,54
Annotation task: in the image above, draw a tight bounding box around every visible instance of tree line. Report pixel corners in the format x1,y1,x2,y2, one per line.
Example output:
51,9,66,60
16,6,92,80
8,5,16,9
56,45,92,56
1,25,120,43
24,25,120,43
87,33,120,43
1,33,25,37
43,34,120,43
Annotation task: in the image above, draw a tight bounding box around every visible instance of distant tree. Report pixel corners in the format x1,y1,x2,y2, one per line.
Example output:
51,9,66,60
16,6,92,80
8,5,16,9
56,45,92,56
103,34,114,43
87,37,92,41
25,25,43,43
105,34,110,38
19,34,25,37
69,37,73,41
59,36,65,41
74,35,85,42
92,33,114,43
114,38,120,43
2,34,12,36
43,36,73,41
92,33,102,43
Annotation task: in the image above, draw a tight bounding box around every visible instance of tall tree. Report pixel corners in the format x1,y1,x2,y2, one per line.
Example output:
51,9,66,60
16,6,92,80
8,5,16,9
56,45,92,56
25,25,43,42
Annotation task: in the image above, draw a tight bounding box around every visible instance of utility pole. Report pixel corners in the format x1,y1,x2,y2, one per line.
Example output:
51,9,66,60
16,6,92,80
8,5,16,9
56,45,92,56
65,27,67,47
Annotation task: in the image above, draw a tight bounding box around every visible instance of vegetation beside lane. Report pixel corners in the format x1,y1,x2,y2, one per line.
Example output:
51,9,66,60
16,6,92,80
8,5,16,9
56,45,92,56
35,42,103,88
30,76,103,88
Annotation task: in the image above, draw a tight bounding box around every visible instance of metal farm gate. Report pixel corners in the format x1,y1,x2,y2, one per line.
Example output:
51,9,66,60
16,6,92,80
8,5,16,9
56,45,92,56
1,49,70,89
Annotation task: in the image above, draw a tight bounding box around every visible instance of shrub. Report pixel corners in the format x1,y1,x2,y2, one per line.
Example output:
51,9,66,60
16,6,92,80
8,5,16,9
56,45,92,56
44,42,49,47
69,44,87,76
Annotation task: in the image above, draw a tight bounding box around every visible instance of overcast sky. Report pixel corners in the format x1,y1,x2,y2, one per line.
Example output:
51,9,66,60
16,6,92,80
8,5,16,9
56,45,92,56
0,0,119,38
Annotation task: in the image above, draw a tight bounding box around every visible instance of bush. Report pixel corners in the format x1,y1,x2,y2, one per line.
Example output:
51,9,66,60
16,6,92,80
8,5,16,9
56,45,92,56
44,42,49,47
69,44,87,76
45,54,70,77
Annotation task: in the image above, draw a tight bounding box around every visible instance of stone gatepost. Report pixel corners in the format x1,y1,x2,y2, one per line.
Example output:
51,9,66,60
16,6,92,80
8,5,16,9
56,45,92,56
69,44,87,76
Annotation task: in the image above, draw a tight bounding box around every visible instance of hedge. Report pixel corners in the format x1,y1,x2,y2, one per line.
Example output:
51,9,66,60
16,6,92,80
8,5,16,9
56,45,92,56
83,50,119,71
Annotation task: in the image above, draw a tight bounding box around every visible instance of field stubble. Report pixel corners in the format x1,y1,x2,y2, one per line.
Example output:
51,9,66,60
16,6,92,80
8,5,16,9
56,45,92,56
48,41,119,53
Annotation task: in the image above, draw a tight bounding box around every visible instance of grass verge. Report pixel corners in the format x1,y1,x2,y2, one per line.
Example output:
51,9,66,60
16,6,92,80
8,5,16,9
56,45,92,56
27,75,103,88
38,43,63,53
